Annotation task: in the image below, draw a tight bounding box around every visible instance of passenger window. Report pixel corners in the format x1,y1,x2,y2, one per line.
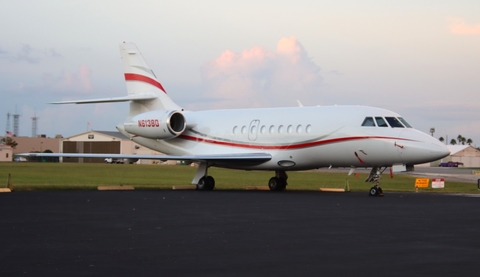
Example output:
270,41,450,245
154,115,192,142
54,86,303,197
260,125,266,134
278,125,284,133
361,117,376,127
233,126,238,134
375,117,388,127
287,125,293,133
398,117,412,128
296,125,302,133
306,125,312,133
269,125,275,134
385,117,404,128
241,126,246,134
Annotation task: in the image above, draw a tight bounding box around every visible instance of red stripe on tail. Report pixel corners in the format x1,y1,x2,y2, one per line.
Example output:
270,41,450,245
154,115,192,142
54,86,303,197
124,73,167,94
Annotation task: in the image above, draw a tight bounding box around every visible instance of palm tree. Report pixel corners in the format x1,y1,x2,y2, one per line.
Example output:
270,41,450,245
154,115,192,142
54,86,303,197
0,137,17,148
457,135,463,144
450,139,457,145
439,137,444,143
466,138,473,145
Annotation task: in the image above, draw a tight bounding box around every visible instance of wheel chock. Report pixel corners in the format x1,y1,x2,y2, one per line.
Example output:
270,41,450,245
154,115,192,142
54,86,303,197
246,186,270,191
172,185,196,190
319,188,346,192
97,185,135,191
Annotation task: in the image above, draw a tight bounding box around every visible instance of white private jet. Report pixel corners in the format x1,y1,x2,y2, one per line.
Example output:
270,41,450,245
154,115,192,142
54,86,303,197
20,43,450,194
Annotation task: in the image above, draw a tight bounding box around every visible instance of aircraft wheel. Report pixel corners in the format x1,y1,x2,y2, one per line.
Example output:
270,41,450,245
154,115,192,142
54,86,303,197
268,177,285,191
369,186,383,196
197,176,215,191
204,176,215,190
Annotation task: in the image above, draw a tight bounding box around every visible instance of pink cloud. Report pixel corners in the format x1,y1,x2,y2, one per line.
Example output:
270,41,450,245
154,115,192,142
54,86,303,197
198,37,323,110
447,17,480,35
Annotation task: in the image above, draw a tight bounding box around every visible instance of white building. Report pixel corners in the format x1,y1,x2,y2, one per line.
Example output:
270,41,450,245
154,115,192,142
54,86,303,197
442,145,480,168
61,131,168,164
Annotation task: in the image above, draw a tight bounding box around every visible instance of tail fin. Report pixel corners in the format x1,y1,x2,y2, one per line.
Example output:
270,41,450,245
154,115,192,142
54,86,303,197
120,43,182,116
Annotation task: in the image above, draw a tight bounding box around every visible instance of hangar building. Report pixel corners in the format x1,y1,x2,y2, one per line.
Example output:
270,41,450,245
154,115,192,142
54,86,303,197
13,135,62,154
442,145,480,168
60,131,165,164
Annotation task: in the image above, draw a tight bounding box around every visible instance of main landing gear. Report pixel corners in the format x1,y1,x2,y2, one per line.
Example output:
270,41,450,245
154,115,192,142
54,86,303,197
197,176,215,191
192,162,215,191
366,166,385,196
268,170,288,191
192,163,289,192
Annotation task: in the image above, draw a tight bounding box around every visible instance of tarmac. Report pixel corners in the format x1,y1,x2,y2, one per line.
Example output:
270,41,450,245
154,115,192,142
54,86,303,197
1,190,480,277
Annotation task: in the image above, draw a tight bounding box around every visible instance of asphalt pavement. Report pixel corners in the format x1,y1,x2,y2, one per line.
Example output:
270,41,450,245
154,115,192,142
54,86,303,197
1,190,480,276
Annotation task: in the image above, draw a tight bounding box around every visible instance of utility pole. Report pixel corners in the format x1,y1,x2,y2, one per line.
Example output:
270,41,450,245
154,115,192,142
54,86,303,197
31,112,39,137
5,112,11,135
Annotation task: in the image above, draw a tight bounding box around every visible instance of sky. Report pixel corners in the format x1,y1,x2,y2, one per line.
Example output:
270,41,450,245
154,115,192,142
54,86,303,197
0,0,479,146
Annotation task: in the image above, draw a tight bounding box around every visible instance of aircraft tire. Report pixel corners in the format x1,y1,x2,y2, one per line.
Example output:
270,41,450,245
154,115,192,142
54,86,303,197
204,176,215,190
197,176,215,191
268,177,285,191
369,187,377,196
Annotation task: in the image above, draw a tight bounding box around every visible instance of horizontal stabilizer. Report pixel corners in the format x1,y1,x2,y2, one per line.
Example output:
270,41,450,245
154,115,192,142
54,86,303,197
50,93,157,104
16,152,272,165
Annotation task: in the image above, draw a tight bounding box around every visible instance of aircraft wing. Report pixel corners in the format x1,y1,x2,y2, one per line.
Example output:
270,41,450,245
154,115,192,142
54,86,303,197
15,152,272,165
50,93,157,104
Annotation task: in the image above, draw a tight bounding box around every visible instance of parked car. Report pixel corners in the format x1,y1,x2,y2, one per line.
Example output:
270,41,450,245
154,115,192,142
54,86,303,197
104,158,124,164
14,157,27,162
439,161,464,167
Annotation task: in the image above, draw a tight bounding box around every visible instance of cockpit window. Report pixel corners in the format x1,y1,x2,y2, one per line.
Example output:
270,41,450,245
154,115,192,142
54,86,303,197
375,117,388,127
385,117,404,128
398,117,412,128
361,117,376,127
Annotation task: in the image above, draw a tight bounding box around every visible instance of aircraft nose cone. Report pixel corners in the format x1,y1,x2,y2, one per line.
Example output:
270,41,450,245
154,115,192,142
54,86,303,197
397,130,451,164
429,142,450,161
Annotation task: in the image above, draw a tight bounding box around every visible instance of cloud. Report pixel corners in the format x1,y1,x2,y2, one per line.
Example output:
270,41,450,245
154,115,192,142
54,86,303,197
45,48,62,58
41,64,93,94
0,45,62,64
447,17,480,35
198,36,323,109
16,44,40,64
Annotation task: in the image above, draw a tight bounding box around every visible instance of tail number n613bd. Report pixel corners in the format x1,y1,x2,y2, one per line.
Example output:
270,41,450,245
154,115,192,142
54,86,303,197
138,119,160,127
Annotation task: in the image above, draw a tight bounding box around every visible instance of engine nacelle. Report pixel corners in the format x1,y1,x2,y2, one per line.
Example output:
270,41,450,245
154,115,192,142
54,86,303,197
124,110,186,139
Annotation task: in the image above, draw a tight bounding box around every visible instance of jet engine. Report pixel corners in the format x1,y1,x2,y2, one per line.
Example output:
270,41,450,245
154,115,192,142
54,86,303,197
124,110,186,139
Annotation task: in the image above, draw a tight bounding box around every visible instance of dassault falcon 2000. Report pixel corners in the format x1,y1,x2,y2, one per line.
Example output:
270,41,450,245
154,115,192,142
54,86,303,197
20,43,450,193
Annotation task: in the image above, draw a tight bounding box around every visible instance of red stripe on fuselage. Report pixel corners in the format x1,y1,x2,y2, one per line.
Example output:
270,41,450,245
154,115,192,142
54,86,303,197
178,135,414,150
124,73,166,93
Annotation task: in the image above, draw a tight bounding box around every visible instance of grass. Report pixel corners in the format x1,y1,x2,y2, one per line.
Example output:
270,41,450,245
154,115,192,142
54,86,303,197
1,162,479,193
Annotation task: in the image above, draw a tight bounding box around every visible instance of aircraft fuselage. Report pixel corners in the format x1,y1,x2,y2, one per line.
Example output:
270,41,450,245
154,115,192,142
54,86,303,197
124,105,448,171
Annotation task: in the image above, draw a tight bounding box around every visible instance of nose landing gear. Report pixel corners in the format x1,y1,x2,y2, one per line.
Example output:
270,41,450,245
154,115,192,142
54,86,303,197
367,166,385,196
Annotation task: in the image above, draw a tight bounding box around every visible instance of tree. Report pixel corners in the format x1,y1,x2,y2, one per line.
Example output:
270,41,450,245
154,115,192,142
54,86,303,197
457,135,466,145
450,139,457,145
0,137,18,148
466,138,473,145
439,137,445,143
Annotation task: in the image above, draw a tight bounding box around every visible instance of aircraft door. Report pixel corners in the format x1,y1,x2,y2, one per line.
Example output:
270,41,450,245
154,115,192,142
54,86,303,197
248,120,260,141
395,130,406,163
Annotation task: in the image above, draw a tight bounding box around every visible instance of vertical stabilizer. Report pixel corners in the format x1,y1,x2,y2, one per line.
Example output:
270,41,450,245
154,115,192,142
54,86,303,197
120,43,182,116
